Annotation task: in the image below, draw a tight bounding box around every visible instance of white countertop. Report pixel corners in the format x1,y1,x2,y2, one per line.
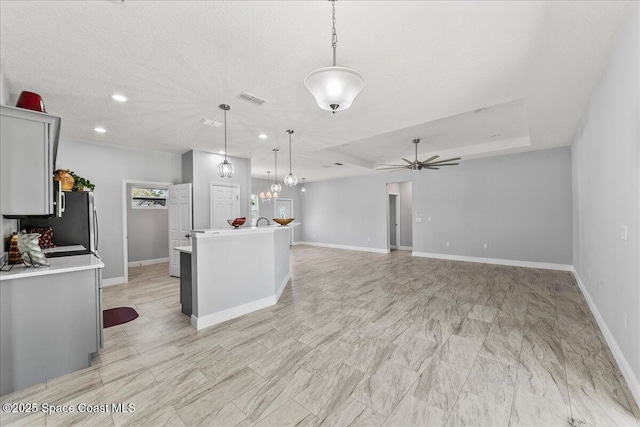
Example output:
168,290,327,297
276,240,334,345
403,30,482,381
0,254,104,281
192,222,300,237
174,246,192,254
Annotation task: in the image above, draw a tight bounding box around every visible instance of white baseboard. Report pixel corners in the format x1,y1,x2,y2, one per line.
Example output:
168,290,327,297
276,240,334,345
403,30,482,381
275,273,291,300
191,295,276,330
128,257,169,267
297,241,389,254
390,245,397,250
571,268,640,407
292,241,303,246
398,246,413,251
102,276,125,287
411,252,573,271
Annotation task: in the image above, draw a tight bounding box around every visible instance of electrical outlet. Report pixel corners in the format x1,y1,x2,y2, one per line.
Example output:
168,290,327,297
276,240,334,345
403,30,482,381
621,225,628,241
484,243,488,249
367,237,371,242
623,311,627,329
446,242,450,247
416,217,422,223
428,217,432,222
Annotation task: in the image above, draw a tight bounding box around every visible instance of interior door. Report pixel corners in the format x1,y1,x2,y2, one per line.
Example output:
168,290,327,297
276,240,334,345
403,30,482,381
210,184,239,229
168,183,192,277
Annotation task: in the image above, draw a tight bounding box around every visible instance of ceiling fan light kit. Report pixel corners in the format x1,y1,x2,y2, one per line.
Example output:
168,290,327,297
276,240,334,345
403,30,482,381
304,0,366,114
376,139,461,172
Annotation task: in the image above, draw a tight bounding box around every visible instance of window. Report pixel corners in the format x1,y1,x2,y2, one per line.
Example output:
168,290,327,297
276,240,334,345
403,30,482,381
251,194,259,225
131,187,168,209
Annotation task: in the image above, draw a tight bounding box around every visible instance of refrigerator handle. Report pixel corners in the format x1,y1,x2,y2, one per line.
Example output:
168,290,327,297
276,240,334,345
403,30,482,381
94,209,99,252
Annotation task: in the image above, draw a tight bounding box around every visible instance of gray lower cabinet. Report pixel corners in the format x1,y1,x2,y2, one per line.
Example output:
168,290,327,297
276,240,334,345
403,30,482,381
0,269,101,396
180,252,192,316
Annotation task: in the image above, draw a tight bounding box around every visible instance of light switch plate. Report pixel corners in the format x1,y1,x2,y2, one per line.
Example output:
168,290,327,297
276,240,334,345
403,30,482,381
621,225,628,241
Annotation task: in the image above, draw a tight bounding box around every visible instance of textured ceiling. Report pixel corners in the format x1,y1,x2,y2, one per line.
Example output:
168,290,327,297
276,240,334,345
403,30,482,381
0,1,631,182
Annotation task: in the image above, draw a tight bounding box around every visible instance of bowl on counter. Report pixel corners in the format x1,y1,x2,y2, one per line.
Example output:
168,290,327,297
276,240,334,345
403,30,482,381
272,218,294,226
227,217,246,229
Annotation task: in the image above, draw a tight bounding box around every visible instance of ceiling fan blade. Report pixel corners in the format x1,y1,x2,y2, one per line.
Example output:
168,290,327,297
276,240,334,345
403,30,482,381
428,157,461,164
401,158,413,164
376,167,408,171
426,163,458,167
423,167,440,170
378,164,406,167
419,155,439,164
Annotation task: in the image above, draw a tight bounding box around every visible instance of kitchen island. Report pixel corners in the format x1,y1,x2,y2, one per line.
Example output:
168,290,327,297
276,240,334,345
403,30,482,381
0,254,104,395
177,224,295,330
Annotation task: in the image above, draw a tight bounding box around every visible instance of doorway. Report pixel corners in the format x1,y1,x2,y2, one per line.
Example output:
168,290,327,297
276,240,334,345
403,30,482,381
122,179,172,284
210,183,240,229
386,181,413,252
388,193,400,250
274,198,294,245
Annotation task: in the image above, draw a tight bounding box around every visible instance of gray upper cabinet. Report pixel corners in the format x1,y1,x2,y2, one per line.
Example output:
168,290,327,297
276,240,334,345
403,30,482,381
0,105,61,216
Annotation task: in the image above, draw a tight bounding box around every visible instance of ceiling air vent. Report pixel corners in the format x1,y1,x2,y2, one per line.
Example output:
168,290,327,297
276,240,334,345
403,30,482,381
199,119,221,127
237,92,267,106
334,162,344,166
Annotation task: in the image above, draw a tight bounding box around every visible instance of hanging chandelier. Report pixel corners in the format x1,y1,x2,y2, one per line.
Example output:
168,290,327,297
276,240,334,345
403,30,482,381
304,0,366,114
271,149,281,199
261,171,273,202
216,104,235,178
301,177,306,193
284,130,297,187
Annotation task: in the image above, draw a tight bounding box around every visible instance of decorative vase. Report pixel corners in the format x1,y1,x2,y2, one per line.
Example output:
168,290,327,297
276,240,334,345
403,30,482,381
54,169,75,191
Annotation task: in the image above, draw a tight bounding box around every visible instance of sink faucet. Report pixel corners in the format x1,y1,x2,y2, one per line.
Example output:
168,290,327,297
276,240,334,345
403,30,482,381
256,217,270,227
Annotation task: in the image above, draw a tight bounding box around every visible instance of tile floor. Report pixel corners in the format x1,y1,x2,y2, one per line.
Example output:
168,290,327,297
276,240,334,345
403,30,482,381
1,246,639,426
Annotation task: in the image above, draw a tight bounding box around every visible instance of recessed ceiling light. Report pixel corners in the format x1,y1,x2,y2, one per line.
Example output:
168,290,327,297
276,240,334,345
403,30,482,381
111,94,127,102
474,108,486,113
218,150,225,155
259,134,268,139
94,127,106,133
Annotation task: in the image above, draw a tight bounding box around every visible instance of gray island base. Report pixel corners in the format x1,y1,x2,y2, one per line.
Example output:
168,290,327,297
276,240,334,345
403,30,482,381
183,225,292,330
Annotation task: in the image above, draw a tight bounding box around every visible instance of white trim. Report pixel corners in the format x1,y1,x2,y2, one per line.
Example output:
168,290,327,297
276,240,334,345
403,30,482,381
398,246,413,251
292,241,303,246
128,257,169,267
411,252,573,271
122,179,172,284
275,272,291,300
102,276,125,287
571,268,640,407
298,241,390,254
191,295,276,330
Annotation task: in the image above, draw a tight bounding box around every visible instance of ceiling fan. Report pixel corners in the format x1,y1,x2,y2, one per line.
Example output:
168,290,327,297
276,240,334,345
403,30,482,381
376,139,461,171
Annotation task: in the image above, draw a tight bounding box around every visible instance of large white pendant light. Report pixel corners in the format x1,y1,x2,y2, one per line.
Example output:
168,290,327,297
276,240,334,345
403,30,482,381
284,130,298,187
271,149,281,198
216,104,235,178
304,0,366,114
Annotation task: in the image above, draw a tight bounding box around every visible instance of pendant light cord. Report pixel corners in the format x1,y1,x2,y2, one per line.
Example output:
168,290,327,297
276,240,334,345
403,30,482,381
331,0,337,66
288,131,293,174
223,109,228,161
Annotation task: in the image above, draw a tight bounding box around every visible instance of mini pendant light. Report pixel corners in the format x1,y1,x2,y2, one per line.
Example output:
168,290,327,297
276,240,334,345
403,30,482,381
304,0,366,114
284,130,298,187
271,149,282,197
216,104,235,178
301,177,306,193
265,171,272,202
259,172,267,202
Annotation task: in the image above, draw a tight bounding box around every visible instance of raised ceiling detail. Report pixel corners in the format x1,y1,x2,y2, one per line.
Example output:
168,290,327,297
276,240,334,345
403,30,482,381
0,1,630,182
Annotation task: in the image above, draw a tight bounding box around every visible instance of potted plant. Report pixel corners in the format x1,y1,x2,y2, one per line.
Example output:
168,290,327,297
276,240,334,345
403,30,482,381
68,171,95,191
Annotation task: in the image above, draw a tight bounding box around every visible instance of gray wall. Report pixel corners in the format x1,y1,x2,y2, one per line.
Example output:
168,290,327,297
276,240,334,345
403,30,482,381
0,70,17,254
572,2,639,392
302,147,572,265
252,177,304,242
182,150,251,230
126,183,169,262
56,139,181,280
